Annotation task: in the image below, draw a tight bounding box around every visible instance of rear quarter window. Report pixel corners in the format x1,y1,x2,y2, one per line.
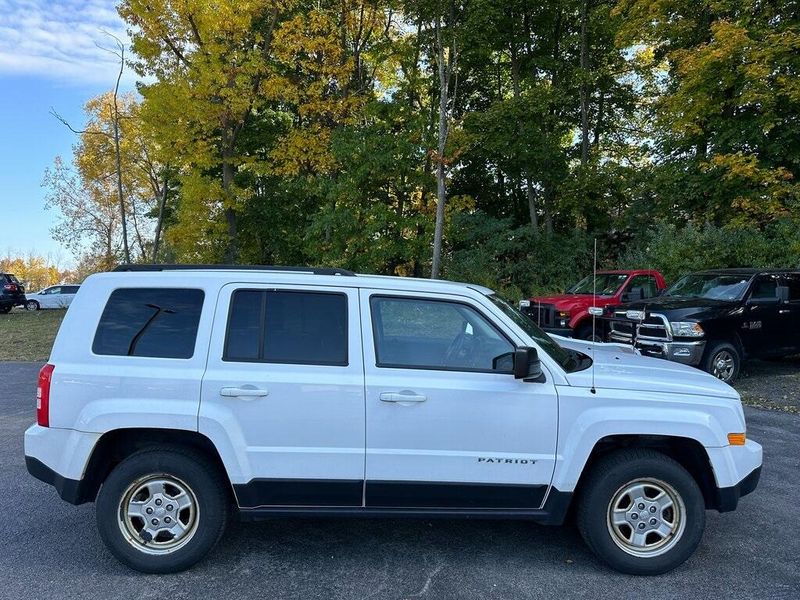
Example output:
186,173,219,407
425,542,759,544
92,288,205,359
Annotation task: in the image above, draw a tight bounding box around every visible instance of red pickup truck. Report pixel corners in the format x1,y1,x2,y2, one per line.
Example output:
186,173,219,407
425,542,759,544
519,269,667,340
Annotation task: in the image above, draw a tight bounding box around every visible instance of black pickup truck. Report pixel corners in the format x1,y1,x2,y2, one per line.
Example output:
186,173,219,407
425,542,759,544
607,268,800,383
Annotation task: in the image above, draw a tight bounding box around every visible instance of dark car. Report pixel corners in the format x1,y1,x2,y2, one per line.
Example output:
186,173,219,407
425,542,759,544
0,273,26,313
607,268,800,383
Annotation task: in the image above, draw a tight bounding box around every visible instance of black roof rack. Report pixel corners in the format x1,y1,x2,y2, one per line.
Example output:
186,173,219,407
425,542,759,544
113,264,356,276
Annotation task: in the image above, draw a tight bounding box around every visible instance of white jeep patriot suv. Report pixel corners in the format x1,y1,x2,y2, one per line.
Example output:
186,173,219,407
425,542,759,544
24,265,762,575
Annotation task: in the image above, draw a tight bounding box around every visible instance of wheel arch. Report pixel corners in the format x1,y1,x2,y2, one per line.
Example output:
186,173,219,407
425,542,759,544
76,428,233,504
571,435,719,511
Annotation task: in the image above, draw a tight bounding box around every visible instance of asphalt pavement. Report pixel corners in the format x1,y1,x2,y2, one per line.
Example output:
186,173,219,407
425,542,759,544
1,361,798,600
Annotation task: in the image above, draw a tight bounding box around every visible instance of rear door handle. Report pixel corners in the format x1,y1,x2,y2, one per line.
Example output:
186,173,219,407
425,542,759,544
380,391,427,403
220,386,269,398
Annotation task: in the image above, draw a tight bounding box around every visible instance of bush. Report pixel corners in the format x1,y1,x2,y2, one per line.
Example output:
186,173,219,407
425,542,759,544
618,220,800,283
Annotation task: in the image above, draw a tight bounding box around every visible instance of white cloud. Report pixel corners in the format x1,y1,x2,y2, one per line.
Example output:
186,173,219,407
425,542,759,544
0,0,137,85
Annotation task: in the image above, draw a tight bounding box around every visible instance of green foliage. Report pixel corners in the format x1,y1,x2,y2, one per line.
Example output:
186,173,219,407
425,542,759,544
618,221,800,283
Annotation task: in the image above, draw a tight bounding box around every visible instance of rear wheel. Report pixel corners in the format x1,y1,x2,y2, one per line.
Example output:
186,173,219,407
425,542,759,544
576,449,705,575
702,341,741,383
96,447,229,573
0,304,11,314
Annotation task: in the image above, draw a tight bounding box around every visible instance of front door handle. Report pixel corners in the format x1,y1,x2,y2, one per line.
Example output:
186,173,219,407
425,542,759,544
220,386,269,398
380,391,427,403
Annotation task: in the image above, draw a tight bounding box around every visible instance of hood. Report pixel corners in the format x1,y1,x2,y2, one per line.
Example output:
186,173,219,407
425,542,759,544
621,296,739,321
532,294,612,311
558,338,739,400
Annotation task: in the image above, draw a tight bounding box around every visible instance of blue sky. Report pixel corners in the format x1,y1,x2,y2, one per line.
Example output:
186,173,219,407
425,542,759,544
0,0,136,267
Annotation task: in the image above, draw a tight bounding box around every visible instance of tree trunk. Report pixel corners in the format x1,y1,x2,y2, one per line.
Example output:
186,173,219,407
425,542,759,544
526,174,539,232
579,0,590,166
111,81,130,264
152,172,168,262
431,14,455,280
222,149,237,263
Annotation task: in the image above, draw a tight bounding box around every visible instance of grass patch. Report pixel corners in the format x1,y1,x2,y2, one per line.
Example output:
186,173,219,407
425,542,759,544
0,309,65,362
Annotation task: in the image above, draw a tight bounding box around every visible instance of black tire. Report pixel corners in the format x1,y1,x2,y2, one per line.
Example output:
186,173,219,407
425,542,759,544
575,322,604,342
96,446,230,573
25,300,40,311
576,448,705,575
0,304,11,314
702,340,741,383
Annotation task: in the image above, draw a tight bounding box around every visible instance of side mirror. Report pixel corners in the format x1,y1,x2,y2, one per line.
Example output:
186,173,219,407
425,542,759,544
513,347,543,381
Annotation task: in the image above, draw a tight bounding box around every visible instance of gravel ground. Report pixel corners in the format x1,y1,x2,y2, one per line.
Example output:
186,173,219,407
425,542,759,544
736,356,800,413
1,362,798,600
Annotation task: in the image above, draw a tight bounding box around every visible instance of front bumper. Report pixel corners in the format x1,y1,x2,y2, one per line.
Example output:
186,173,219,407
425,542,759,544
608,332,706,366
714,465,761,512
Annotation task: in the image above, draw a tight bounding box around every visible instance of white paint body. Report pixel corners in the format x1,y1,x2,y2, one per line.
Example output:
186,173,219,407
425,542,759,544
25,270,762,503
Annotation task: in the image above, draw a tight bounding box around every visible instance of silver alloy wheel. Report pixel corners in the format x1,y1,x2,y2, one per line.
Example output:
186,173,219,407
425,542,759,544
25,300,38,311
606,478,686,558
711,350,736,382
117,474,199,555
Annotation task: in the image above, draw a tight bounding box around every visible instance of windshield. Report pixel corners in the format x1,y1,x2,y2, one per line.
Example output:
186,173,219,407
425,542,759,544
487,294,591,373
567,273,628,295
665,273,752,301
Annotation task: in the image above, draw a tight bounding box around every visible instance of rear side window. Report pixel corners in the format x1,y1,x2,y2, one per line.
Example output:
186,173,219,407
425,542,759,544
63,286,80,294
224,290,348,365
93,288,205,359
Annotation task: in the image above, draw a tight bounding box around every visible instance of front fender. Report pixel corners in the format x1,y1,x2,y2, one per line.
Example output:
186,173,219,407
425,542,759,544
552,385,743,492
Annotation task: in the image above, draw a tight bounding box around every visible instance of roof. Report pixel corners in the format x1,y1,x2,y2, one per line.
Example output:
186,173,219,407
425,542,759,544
104,264,497,296
694,268,799,276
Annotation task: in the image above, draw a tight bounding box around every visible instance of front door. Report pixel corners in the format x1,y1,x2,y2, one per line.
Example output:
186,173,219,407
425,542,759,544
742,275,791,356
200,283,365,508
359,289,559,510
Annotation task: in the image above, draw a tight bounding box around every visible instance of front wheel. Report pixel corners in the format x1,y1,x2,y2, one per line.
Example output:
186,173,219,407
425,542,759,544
96,447,229,573
25,300,39,311
702,341,741,383
575,322,604,342
576,449,705,575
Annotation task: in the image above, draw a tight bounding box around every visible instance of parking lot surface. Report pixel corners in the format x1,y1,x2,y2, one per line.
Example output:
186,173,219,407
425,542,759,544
1,361,798,600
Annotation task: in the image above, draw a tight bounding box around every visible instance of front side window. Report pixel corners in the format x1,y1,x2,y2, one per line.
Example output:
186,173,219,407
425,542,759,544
224,290,348,365
370,296,514,372
93,288,205,358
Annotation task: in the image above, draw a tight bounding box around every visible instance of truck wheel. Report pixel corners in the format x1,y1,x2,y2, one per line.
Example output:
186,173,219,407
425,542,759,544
0,304,11,314
575,322,604,342
702,341,741,383
96,447,229,573
576,448,705,575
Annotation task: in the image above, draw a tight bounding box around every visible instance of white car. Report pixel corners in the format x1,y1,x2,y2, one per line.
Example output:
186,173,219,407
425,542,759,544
25,285,80,310
24,265,762,575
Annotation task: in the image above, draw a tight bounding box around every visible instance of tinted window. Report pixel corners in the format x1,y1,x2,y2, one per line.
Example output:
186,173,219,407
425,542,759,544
784,274,800,302
750,275,779,299
63,286,80,294
46,287,61,295
626,275,659,300
224,290,348,365
370,296,514,372
93,288,204,358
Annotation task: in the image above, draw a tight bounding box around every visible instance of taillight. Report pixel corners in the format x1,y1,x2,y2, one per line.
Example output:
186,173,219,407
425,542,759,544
3,283,17,292
37,364,55,427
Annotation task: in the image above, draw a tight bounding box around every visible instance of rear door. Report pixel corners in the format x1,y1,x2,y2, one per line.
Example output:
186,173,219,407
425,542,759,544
359,289,559,510
199,283,365,508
